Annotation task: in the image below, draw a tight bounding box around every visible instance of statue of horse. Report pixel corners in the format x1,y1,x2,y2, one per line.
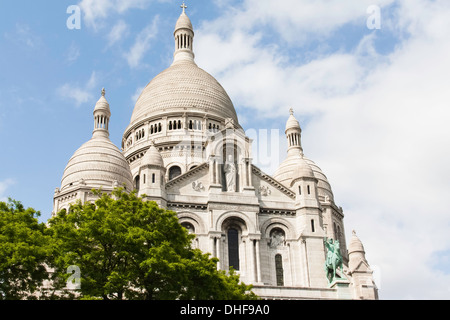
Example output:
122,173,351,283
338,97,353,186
324,238,343,283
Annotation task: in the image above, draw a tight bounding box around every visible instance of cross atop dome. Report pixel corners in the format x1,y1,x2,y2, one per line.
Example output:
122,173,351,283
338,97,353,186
181,2,187,13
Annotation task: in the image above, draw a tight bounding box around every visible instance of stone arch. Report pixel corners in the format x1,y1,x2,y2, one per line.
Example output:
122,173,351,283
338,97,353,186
210,134,249,165
260,217,296,241
218,214,249,272
215,211,256,235
177,211,207,235
260,218,296,287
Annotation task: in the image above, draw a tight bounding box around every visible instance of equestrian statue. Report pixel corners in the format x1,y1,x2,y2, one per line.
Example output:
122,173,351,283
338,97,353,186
324,237,343,283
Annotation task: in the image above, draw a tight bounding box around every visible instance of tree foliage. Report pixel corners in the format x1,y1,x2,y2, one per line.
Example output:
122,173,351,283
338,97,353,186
47,189,258,300
0,199,52,300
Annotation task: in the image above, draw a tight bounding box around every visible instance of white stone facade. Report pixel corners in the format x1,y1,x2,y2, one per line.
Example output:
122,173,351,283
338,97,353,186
53,6,378,300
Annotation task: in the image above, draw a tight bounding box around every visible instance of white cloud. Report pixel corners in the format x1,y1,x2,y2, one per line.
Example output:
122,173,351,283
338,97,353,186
78,0,155,30
4,23,43,49
57,71,98,107
124,16,159,68
107,20,130,47
195,0,450,299
198,0,395,45
66,41,81,64
0,178,15,202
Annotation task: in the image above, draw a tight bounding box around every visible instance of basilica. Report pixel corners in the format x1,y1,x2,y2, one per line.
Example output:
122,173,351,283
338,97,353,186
52,6,378,300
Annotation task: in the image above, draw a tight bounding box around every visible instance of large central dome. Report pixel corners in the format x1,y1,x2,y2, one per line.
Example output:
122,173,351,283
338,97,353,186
122,7,241,181
126,8,239,131
129,60,239,127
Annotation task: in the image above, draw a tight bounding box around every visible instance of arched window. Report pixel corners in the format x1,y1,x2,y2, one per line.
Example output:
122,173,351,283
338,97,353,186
228,228,240,271
134,175,140,192
181,222,195,234
152,173,155,184
275,254,284,286
169,166,182,180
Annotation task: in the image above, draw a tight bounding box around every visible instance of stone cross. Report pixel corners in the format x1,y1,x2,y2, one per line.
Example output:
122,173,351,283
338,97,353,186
181,2,187,13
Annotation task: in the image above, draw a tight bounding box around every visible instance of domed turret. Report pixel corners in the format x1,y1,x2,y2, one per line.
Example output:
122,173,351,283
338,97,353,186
292,158,315,181
93,88,111,138
274,109,334,201
60,89,133,192
274,109,310,184
141,140,164,168
347,230,379,300
173,2,195,64
348,230,366,256
138,141,167,206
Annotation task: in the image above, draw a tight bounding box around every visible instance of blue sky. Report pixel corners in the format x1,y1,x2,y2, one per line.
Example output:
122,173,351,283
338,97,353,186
1,0,450,299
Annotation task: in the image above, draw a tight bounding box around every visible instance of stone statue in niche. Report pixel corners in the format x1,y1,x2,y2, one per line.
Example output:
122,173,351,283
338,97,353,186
224,154,236,192
269,229,285,248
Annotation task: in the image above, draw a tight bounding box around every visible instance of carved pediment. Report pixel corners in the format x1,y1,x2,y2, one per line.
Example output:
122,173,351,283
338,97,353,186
166,162,209,194
251,165,296,201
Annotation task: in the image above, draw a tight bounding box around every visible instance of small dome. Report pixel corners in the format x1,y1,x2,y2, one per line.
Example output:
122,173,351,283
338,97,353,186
175,11,193,32
273,154,314,187
273,154,334,200
61,135,133,191
93,89,110,114
348,230,366,254
292,158,315,180
303,157,334,201
285,109,300,132
141,142,164,167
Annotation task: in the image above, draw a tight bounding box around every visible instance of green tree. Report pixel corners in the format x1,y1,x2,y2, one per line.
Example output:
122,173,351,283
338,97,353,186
48,188,257,300
0,199,52,300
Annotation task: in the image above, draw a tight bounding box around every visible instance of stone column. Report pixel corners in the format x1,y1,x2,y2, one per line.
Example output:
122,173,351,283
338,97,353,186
301,239,310,287
209,157,215,184
215,235,222,270
249,239,256,282
255,240,262,283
